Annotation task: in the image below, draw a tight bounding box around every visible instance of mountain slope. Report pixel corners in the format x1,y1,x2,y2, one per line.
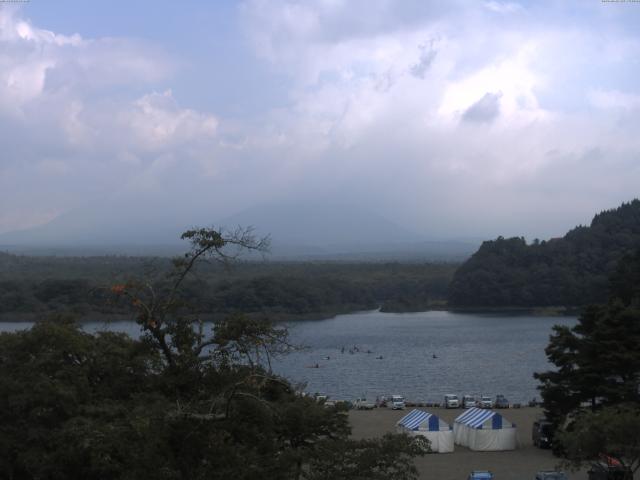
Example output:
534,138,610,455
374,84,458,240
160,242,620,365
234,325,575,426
220,202,423,247
448,199,640,307
0,201,433,257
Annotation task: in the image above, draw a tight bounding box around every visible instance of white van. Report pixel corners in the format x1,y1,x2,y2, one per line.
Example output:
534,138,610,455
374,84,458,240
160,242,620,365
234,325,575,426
389,395,406,410
444,394,459,408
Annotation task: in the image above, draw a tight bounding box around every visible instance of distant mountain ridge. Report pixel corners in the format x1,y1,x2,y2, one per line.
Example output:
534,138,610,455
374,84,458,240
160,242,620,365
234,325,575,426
0,201,478,260
448,199,640,307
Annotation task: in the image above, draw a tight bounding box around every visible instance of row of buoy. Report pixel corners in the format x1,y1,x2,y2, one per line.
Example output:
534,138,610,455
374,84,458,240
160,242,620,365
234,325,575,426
306,350,437,368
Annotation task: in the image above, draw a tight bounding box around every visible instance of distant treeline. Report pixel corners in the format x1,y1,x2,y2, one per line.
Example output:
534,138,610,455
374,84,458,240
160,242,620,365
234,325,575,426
449,199,640,307
0,254,455,321
5,199,640,318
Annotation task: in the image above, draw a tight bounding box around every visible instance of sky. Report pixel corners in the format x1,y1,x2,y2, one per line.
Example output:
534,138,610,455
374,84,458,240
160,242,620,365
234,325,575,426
1,0,640,243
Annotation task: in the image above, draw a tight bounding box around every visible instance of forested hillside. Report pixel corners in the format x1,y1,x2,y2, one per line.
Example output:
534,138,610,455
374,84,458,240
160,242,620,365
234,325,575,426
449,199,640,307
0,254,455,321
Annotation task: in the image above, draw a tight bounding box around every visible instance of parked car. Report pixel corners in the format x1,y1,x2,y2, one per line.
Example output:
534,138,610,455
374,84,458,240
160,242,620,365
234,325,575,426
587,461,633,480
462,395,477,408
479,395,493,409
468,470,493,480
532,418,555,448
535,471,568,480
444,394,459,408
495,394,509,408
354,397,376,410
389,395,406,410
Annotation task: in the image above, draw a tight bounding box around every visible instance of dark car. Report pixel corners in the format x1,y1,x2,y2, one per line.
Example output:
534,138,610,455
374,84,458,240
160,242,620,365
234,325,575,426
532,419,555,448
494,394,509,408
536,471,567,480
587,462,633,480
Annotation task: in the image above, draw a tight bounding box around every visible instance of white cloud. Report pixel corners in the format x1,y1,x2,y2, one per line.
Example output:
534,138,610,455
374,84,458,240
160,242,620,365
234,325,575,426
235,0,640,237
0,9,221,234
588,89,640,110
124,90,218,151
483,1,524,14
0,8,171,115
3,2,640,241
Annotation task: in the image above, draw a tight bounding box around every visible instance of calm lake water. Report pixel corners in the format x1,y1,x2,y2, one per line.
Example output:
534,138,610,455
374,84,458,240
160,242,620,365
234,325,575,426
275,310,576,403
0,310,576,404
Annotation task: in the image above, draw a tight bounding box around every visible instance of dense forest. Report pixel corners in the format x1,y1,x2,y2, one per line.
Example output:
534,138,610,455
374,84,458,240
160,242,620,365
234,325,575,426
449,199,640,307
0,252,455,321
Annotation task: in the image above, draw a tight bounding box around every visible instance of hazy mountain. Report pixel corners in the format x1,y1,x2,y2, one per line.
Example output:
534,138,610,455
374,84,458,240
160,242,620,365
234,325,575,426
0,201,478,260
220,202,422,244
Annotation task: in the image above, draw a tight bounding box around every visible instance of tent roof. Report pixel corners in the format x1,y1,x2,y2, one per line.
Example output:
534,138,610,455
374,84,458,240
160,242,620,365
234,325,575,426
455,407,510,429
397,409,441,430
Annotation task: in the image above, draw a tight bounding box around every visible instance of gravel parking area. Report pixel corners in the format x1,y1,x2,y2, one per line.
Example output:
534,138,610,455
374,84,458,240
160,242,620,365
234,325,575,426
349,407,588,480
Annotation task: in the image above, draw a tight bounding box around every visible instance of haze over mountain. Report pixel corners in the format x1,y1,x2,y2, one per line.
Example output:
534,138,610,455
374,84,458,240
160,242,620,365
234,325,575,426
0,201,479,259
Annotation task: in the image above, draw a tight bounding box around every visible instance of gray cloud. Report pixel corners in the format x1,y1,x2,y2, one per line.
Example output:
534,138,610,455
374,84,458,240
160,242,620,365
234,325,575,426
462,92,503,124
410,40,438,79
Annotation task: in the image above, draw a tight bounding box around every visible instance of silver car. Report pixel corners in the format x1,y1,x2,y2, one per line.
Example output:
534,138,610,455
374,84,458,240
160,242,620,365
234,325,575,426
479,395,493,408
462,395,477,408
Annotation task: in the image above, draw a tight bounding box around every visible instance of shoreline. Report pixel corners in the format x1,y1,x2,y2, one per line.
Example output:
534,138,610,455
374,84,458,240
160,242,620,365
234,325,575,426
0,305,581,323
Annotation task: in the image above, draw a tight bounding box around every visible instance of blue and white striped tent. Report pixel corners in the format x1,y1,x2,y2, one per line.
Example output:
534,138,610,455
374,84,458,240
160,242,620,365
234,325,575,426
453,407,516,451
396,409,454,453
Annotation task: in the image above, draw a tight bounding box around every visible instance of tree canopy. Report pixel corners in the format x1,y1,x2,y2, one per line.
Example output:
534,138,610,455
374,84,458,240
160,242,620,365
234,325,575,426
0,227,426,480
535,247,640,474
449,199,640,307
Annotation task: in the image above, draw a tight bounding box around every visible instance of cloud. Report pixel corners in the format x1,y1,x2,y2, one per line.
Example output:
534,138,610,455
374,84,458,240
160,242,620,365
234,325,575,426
234,0,640,238
3,2,640,242
0,9,170,115
588,89,640,110
121,90,218,152
462,92,502,123
483,1,524,14
410,40,438,79
0,9,221,234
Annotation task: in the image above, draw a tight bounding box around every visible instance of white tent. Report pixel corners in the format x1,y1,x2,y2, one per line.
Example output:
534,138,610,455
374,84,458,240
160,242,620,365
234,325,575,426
396,409,454,453
453,407,516,451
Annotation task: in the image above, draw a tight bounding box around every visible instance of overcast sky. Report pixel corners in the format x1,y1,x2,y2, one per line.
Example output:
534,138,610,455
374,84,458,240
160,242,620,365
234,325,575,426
1,0,640,242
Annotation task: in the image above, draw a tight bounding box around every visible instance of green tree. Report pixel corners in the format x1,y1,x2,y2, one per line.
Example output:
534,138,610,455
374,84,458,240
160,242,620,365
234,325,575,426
449,199,640,308
534,302,640,424
556,405,640,478
535,248,640,473
305,434,429,480
0,227,426,480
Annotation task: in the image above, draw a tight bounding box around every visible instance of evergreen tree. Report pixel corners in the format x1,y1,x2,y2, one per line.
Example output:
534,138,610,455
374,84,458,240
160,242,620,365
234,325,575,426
535,248,640,473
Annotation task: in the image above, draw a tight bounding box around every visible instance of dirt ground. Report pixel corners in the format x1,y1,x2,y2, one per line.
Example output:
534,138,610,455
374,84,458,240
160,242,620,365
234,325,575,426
349,407,588,480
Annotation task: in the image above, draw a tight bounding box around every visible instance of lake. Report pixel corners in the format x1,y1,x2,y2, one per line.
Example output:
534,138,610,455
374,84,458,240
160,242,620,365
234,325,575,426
0,310,575,404
276,310,575,403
